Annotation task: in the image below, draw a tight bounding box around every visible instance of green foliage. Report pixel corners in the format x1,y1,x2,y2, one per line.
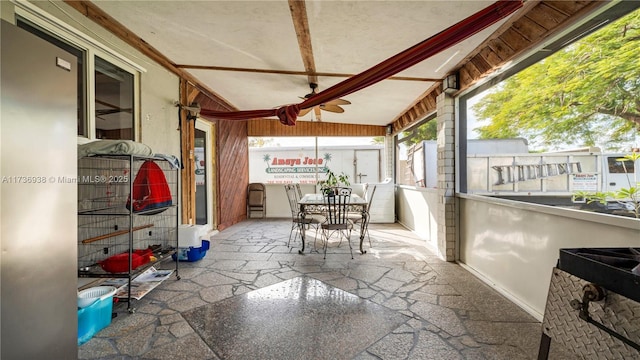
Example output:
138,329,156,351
402,120,437,145
573,153,640,218
473,9,640,151
319,169,350,188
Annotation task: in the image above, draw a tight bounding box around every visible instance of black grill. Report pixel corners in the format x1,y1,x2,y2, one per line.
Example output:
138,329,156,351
538,248,640,359
558,248,640,303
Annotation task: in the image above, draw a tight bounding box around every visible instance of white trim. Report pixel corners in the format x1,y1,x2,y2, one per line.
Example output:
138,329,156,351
86,49,96,140
457,193,640,230
134,63,141,142
195,119,214,231
13,0,146,73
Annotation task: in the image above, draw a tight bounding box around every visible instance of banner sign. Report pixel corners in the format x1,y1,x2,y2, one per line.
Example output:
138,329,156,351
572,173,598,191
249,151,331,184
249,145,383,184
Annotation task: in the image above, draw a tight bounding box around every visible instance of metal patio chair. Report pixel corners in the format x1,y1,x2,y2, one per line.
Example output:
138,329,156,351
349,184,376,247
320,187,354,259
284,184,323,249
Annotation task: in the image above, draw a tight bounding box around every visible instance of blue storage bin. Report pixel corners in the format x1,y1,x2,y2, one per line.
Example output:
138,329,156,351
172,240,210,262
77,286,116,345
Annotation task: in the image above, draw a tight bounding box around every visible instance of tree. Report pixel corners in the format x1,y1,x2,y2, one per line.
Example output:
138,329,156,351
322,153,332,170
473,9,640,151
262,154,271,168
401,119,437,145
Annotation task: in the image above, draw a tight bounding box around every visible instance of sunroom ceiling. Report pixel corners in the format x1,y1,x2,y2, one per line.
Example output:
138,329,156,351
91,0,513,127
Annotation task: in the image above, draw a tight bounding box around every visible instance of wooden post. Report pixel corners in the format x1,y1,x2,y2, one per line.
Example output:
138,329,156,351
180,79,196,224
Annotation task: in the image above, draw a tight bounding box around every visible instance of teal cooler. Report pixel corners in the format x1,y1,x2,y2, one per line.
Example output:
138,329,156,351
77,286,117,345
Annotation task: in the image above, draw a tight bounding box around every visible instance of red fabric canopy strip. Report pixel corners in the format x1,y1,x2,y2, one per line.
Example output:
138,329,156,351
199,0,523,126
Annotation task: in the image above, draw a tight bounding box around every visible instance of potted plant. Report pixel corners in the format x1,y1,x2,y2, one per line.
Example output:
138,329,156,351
318,168,350,194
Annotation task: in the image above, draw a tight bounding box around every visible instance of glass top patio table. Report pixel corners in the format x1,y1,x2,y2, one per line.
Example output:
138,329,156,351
296,193,369,255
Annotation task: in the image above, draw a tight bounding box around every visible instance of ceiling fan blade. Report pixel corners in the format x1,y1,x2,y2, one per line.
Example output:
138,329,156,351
299,107,313,116
325,98,351,106
320,104,344,113
297,84,348,119
314,106,322,122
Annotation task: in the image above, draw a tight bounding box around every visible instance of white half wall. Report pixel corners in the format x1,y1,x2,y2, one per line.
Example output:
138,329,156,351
396,186,438,248
458,194,640,320
264,184,293,218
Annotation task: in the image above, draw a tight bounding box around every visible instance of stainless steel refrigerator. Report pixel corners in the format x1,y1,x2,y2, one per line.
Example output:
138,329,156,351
1,20,78,358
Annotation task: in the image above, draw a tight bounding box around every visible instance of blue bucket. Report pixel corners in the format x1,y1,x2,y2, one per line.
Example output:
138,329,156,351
77,286,116,345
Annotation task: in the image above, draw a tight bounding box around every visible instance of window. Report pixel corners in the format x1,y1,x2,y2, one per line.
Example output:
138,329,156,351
608,157,635,174
457,3,639,210
94,56,134,140
395,117,436,187
14,3,142,142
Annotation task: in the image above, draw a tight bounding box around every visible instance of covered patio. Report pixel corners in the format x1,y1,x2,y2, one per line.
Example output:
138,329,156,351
1,1,638,358
78,219,577,359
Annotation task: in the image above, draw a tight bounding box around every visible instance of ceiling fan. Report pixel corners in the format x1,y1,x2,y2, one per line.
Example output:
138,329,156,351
298,83,350,122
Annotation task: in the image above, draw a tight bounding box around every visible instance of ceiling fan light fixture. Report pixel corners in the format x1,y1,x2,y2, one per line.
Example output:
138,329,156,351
299,82,350,120
303,83,319,99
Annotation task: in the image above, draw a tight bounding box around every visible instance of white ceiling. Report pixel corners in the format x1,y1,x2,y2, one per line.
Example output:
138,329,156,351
93,1,516,126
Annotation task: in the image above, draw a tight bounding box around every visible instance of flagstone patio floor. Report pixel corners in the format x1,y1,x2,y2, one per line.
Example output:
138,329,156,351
78,219,578,360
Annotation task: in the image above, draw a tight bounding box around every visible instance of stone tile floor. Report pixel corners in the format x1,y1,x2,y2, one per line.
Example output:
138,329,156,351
79,219,578,359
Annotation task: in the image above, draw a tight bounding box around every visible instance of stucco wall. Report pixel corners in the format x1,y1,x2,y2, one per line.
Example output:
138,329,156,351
138,71,180,156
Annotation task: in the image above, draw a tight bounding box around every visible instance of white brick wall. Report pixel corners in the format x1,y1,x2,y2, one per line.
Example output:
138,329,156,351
436,92,457,261
384,134,394,180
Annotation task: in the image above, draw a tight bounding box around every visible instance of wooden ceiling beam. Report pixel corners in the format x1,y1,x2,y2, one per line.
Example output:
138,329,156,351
468,55,492,76
478,46,504,67
288,0,317,86
173,64,437,82
514,15,549,42
526,3,568,29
